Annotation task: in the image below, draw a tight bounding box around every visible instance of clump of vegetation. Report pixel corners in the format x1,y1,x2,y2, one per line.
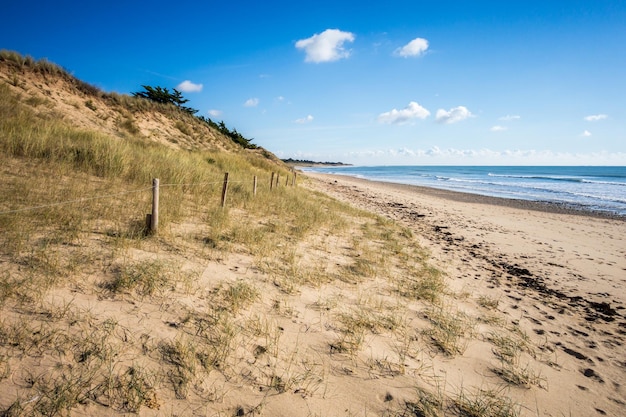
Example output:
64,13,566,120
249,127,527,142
487,331,545,388
132,85,198,115
453,387,521,417
425,305,474,356
198,116,257,149
106,260,177,297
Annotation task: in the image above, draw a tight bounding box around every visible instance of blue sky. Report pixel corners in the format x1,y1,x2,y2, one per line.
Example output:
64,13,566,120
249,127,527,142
3,0,625,165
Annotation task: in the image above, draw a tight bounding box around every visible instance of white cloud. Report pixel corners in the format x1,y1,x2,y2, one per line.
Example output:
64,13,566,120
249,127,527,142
394,37,429,57
584,114,608,122
582,130,592,137
499,115,521,121
377,101,431,124
490,125,508,132
435,106,474,124
207,109,222,117
176,80,203,93
295,115,314,124
244,98,259,107
295,29,355,63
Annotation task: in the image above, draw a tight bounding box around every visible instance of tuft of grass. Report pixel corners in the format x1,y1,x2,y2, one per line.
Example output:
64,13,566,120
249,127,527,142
395,265,445,303
266,359,324,398
366,356,405,377
425,305,474,356
478,295,500,310
343,256,376,281
478,313,507,327
85,99,97,111
453,387,521,417
106,259,176,297
403,387,445,417
175,120,192,136
488,332,544,388
494,361,545,388
30,372,93,416
192,310,238,372
331,301,404,356
109,365,160,411
331,308,371,354
159,337,198,399
487,332,529,364
210,280,259,314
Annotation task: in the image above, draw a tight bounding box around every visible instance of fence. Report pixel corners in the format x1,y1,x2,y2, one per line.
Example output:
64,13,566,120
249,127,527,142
0,170,299,235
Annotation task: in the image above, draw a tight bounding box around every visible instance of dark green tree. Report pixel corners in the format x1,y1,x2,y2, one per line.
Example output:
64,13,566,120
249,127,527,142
198,117,257,149
132,85,198,114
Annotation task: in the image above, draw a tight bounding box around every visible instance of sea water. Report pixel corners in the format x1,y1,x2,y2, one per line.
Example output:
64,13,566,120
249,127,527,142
303,166,626,216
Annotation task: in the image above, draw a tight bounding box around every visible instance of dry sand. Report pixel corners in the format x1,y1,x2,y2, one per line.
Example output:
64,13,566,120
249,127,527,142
303,172,626,417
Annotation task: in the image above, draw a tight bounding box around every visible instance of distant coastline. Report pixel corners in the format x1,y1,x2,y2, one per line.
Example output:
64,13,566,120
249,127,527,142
282,158,352,167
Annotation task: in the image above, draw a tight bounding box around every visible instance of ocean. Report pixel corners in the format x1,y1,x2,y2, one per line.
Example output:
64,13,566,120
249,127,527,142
302,165,626,217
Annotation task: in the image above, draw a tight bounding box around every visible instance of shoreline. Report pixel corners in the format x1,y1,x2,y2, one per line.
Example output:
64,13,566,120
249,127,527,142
304,171,626,221
303,170,626,416
303,171,626,303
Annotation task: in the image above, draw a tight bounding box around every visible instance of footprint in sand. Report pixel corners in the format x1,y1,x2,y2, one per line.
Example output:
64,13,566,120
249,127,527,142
562,346,593,363
581,367,604,383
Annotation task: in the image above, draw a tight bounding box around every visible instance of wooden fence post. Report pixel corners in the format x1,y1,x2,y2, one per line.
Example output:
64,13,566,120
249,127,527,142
270,172,275,190
292,171,297,186
253,175,257,196
276,173,280,188
146,178,159,234
221,172,229,207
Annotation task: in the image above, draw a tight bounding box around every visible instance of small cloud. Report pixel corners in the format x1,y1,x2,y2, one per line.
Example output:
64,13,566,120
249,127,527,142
377,101,431,124
207,109,222,117
176,80,203,93
244,98,259,107
295,115,314,124
499,115,520,121
295,28,355,63
584,114,608,121
582,130,592,137
436,106,474,124
276,96,285,102
490,125,508,132
394,37,429,57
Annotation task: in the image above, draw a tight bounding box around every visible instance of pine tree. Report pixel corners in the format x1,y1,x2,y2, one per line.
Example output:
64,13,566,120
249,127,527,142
132,85,198,114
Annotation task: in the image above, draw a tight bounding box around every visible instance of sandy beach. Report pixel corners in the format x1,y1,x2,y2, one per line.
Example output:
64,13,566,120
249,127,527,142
303,171,626,417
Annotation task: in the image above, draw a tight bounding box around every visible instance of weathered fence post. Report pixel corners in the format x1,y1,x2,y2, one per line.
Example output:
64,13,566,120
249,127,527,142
270,172,275,190
253,175,257,196
146,178,159,234
292,171,297,186
276,173,280,188
221,172,229,207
